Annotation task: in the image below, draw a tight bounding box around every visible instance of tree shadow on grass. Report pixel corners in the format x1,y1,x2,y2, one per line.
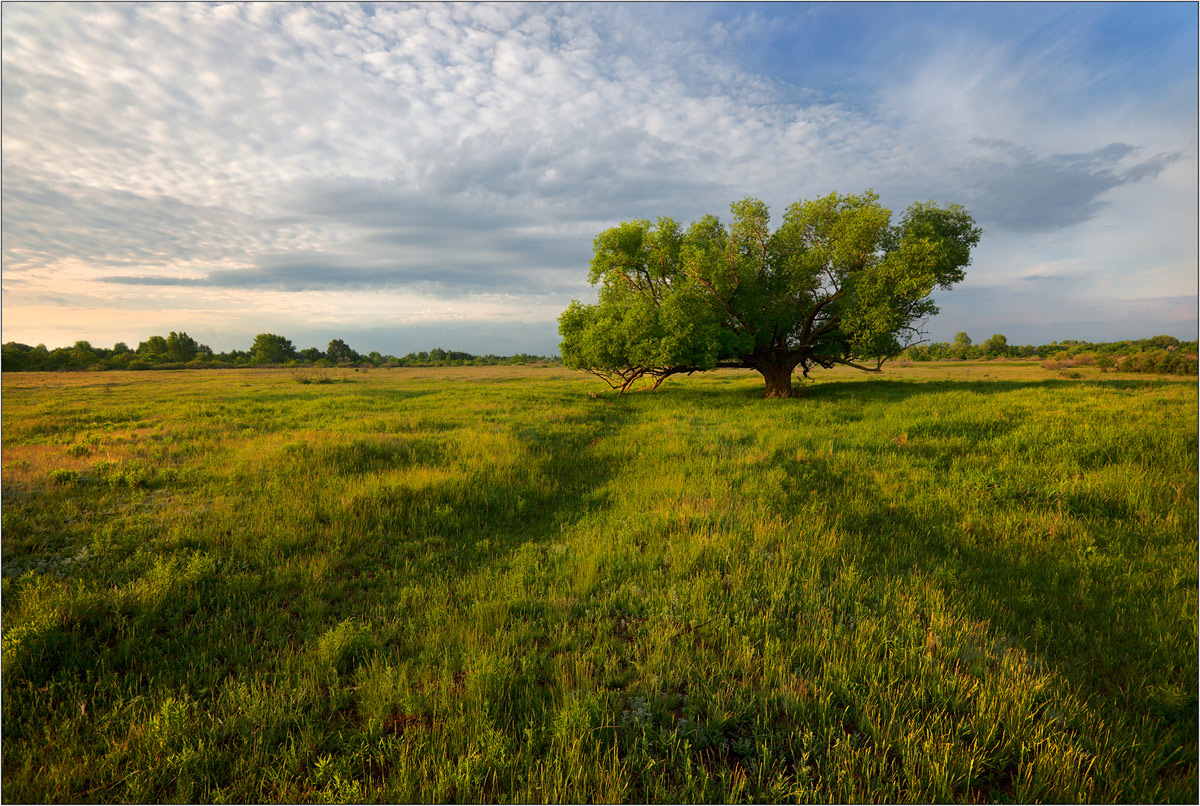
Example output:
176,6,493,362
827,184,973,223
830,490,1197,800
0,389,642,800
731,372,1197,800
630,373,1187,413
646,375,1196,799
803,376,1186,402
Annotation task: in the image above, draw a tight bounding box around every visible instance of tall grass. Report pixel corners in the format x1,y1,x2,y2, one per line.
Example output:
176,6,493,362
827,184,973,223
2,363,1195,802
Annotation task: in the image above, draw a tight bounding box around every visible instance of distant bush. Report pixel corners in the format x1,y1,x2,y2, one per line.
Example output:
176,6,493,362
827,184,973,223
1044,353,1102,371
292,369,346,385
1113,350,1198,377
48,469,78,485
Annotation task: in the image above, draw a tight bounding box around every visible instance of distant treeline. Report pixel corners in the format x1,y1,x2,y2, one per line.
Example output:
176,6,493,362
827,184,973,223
2,330,1194,376
0,332,559,373
900,332,1198,376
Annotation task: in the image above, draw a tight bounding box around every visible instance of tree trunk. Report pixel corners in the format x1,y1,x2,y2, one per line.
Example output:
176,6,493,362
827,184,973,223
758,362,796,398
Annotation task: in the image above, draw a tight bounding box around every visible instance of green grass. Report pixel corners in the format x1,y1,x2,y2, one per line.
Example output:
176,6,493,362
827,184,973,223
2,362,1196,803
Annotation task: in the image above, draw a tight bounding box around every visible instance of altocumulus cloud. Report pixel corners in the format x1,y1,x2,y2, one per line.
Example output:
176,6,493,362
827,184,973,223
1,2,1195,352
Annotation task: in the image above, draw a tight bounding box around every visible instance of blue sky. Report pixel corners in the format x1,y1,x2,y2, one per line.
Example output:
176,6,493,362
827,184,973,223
2,2,1196,355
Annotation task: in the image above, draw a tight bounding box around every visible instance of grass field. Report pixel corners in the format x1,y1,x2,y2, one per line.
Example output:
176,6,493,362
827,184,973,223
2,361,1196,802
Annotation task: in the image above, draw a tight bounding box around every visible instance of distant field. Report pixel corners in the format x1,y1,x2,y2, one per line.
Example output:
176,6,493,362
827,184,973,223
2,362,1196,802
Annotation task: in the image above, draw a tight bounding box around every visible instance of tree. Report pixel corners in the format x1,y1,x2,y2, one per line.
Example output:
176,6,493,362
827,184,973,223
137,335,169,360
326,338,359,364
982,333,1008,358
950,331,976,359
251,333,295,365
559,191,980,397
166,331,201,362
2,342,34,372
70,340,98,368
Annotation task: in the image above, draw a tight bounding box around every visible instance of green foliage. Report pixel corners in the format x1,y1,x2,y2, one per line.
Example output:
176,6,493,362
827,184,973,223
326,338,360,364
903,335,1198,372
166,331,201,362
69,341,97,368
2,337,558,373
1,342,36,372
982,333,1008,357
251,333,296,365
559,192,981,396
47,468,78,485
138,335,169,360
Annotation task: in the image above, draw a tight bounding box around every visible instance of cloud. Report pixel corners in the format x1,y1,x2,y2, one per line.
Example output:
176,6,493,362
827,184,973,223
1,2,1195,352
102,250,579,295
958,140,1182,233
1,165,280,273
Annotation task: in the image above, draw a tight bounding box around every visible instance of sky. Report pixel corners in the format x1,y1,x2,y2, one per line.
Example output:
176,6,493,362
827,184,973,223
2,1,1196,355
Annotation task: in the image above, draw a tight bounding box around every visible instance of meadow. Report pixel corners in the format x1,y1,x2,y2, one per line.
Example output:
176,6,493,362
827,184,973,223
1,361,1196,803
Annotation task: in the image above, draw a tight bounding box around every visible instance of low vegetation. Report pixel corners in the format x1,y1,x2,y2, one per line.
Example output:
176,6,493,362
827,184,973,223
2,362,1195,802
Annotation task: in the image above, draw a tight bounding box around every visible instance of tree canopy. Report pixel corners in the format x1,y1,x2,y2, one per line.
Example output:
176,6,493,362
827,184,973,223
251,333,296,365
326,338,360,364
559,191,982,397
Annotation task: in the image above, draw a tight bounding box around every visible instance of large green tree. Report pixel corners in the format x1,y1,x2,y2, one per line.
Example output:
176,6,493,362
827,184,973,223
559,191,980,397
137,335,169,360
166,331,201,362
251,333,296,365
326,338,360,364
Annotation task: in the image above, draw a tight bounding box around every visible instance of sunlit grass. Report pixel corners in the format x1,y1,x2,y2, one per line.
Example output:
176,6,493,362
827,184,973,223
2,362,1195,802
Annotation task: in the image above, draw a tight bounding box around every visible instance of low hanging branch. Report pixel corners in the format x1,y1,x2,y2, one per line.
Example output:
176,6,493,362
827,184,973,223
583,364,703,395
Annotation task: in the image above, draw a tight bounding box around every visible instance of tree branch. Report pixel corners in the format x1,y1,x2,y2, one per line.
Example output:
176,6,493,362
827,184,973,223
810,355,887,373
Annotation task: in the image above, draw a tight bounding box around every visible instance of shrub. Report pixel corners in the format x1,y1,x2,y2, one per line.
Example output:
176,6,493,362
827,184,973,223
1113,350,1198,376
292,369,343,385
48,469,78,485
